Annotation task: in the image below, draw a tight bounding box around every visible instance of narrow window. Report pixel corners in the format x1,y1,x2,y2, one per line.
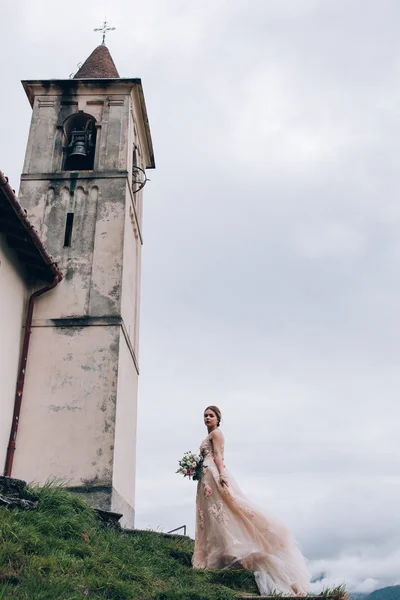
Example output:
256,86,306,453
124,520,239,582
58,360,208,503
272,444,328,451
63,212,74,247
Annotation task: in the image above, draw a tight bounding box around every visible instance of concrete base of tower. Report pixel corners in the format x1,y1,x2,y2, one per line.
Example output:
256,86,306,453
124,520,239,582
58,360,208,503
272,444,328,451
68,485,135,529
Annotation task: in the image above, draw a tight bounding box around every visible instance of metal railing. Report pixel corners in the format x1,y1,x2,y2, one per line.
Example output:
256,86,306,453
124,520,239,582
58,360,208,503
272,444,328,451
167,525,187,536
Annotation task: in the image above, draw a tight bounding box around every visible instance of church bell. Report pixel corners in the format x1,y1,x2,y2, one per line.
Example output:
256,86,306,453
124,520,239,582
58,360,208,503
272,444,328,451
67,129,89,159
64,121,95,170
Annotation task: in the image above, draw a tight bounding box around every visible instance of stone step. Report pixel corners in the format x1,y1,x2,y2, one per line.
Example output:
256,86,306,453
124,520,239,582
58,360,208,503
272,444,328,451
94,508,123,528
0,475,27,497
0,475,38,510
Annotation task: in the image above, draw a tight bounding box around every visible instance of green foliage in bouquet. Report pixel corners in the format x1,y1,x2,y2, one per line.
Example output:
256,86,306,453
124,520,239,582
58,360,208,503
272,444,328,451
176,451,206,481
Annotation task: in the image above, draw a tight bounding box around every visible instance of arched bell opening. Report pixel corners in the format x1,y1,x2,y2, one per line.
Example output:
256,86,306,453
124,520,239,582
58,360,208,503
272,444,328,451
63,113,97,171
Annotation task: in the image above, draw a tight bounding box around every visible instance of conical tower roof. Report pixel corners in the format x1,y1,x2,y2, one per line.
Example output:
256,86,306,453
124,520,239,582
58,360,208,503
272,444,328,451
74,45,119,79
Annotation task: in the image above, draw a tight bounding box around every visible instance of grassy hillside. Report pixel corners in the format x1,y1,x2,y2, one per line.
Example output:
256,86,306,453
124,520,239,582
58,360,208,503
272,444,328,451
0,484,260,599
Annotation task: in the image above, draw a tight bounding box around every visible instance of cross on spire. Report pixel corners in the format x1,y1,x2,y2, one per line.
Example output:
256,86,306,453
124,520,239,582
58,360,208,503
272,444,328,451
94,19,116,45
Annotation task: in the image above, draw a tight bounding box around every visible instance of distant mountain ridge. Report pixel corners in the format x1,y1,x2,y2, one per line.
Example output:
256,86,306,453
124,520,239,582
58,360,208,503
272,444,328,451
351,586,400,600
367,587,400,600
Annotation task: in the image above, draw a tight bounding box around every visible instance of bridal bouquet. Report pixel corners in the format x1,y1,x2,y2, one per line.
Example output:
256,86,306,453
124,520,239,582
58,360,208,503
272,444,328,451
176,451,205,481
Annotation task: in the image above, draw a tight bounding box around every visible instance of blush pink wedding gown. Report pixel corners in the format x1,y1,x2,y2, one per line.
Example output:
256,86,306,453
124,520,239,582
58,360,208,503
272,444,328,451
192,431,310,596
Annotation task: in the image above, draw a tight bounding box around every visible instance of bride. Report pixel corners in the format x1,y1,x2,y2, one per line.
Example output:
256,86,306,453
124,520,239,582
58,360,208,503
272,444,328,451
192,405,310,596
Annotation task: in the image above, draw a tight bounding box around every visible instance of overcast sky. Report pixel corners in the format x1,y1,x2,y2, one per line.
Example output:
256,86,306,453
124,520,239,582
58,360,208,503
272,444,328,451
1,0,400,593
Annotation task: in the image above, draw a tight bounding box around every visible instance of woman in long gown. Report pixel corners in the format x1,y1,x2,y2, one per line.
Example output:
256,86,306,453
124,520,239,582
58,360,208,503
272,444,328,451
192,406,310,596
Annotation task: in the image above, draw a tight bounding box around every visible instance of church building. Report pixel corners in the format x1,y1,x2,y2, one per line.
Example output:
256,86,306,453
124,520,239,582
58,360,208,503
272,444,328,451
0,42,155,528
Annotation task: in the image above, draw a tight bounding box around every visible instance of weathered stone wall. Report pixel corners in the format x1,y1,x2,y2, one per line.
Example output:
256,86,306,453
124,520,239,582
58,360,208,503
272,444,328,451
0,235,29,473
12,322,120,486
18,177,127,320
121,180,142,357
111,330,139,527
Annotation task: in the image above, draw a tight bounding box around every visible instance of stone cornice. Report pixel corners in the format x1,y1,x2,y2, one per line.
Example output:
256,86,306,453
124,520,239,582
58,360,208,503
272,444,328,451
31,316,139,375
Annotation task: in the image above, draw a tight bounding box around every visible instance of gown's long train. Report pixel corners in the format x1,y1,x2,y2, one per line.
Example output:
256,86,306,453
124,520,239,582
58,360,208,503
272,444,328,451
192,433,310,596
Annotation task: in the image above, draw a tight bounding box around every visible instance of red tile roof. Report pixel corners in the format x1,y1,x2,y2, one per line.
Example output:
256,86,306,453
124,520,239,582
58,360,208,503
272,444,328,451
0,171,62,282
74,45,120,79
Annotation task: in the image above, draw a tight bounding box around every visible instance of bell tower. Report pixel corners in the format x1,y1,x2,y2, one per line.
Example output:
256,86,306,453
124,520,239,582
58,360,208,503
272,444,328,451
10,43,155,527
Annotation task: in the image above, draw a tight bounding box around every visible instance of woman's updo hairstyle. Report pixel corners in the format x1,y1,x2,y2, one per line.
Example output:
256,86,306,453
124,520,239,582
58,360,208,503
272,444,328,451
205,405,222,427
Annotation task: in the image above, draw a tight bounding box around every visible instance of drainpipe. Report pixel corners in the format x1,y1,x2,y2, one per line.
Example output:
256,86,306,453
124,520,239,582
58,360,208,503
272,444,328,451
0,170,63,477
4,276,62,477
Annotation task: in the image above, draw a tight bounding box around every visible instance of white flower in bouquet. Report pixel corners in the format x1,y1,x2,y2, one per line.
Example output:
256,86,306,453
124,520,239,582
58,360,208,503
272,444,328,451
176,450,207,481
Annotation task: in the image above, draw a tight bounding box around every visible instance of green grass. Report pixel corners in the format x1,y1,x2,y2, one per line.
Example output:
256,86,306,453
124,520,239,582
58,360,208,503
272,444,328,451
0,484,255,599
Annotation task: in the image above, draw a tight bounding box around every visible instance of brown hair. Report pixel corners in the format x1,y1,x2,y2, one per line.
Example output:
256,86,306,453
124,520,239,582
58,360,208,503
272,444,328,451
204,405,222,427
